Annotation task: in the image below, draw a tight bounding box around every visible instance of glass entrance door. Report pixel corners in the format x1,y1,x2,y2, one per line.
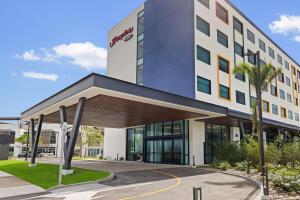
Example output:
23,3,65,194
127,127,144,161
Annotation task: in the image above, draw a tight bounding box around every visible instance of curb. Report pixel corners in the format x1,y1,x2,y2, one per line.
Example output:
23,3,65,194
48,173,115,191
197,167,262,200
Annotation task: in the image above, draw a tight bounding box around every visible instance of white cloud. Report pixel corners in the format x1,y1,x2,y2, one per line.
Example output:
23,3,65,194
22,71,58,81
294,35,300,42
269,15,300,35
15,42,107,71
16,50,41,61
53,42,107,70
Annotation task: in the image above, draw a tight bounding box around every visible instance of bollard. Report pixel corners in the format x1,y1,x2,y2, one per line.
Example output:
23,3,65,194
193,187,202,200
193,155,195,167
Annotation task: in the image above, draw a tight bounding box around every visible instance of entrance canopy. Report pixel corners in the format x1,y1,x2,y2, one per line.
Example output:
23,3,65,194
21,73,226,128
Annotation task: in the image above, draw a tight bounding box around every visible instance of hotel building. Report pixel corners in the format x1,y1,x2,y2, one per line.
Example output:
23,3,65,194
21,0,300,168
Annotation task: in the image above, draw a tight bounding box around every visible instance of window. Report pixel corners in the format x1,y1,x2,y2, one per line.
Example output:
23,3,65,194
272,104,278,115
219,56,229,73
234,42,243,57
235,73,245,82
279,89,285,100
233,18,243,34
260,59,266,67
288,110,293,120
216,2,228,24
292,67,296,75
278,72,284,83
137,40,144,59
295,113,299,122
286,76,291,86
271,85,277,96
137,65,143,84
284,61,289,70
247,29,255,44
259,39,266,52
247,50,255,64
287,93,292,103
197,16,210,36
50,132,56,144
250,96,257,108
262,100,270,112
236,91,245,105
294,97,299,106
197,46,211,65
277,54,283,65
197,76,211,94
217,30,228,48
199,0,209,8
219,84,230,100
281,107,287,118
269,47,275,59
294,82,298,91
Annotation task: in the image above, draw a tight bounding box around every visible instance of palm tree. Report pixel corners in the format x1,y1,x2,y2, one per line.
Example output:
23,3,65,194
233,62,282,135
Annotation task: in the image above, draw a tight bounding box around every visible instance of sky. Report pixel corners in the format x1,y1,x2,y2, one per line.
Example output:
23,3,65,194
0,0,299,117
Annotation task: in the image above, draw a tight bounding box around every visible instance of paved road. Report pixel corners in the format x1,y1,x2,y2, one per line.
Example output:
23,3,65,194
7,162,260,200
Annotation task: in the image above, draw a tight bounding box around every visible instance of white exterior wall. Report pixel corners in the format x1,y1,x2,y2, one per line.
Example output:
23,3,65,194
189,120,205,165
103,128,126,160
107,5,144,83
194,0,300,128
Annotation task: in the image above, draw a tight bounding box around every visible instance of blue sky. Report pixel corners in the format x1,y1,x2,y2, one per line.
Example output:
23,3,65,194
0,0,299,117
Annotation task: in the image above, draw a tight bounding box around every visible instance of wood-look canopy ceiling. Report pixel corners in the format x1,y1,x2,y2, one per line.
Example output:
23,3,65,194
44,95,207,128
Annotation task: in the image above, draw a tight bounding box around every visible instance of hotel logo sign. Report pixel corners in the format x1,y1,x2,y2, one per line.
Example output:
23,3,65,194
110,27,134,48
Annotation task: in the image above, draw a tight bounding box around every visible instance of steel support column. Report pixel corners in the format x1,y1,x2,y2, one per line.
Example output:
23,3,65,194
64,97,86,170
31,114,44,165
30,118,35,152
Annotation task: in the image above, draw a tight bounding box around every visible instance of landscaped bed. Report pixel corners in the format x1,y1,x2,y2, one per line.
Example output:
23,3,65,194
0,160,111,189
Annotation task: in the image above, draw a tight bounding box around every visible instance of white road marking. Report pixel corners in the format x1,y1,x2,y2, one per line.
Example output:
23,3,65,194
23,182,153,200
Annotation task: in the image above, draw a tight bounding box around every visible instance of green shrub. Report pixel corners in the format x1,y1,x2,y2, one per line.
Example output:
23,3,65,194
213,142,244,165
270,167,300,192
241,136,260,166
265,143,281,166
281,143,300,169
215,161,231,171
235,161,249,171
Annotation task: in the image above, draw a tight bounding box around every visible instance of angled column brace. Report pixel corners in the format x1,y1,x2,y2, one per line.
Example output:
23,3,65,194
64,97,86,170
31,114,44,165
30,118,35,152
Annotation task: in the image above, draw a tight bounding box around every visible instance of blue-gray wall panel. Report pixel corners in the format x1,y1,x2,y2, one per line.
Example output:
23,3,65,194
143,0,195,98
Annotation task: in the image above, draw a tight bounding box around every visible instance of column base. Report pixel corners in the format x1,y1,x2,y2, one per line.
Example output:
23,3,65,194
29,163,37,167
62,169,74,175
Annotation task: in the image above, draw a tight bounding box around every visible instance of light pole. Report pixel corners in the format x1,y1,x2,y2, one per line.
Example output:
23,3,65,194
22,121,30,161
244,51,269,196
58,122,68,186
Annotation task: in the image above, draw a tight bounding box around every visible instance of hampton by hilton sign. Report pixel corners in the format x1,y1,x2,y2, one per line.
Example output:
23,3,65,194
110,27,134,48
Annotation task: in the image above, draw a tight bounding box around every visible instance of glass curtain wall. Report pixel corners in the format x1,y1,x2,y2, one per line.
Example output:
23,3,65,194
126,127,144,161
145,120,189,165
204,123,230,164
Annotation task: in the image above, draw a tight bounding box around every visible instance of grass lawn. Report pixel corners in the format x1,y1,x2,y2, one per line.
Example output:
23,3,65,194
0,160,111,189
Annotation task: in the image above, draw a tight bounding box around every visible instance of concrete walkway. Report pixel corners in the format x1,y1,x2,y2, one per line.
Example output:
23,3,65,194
0,171,45,199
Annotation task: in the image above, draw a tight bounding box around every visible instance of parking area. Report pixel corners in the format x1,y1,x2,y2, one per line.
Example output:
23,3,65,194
9,159,261,200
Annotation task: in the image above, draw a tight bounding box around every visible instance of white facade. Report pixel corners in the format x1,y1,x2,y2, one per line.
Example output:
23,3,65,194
104,0,300,165
103,128,126,160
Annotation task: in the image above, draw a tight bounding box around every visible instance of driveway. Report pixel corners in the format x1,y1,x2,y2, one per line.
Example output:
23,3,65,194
9,159,261,200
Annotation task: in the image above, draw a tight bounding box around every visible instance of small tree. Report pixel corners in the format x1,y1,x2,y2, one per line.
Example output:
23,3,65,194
265,143,281,166
281,142,300,169
82,127,104,157
241,136,260,167
15,133,28,144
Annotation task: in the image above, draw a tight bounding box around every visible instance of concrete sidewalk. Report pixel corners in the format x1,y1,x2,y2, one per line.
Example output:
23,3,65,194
0,171,45,199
